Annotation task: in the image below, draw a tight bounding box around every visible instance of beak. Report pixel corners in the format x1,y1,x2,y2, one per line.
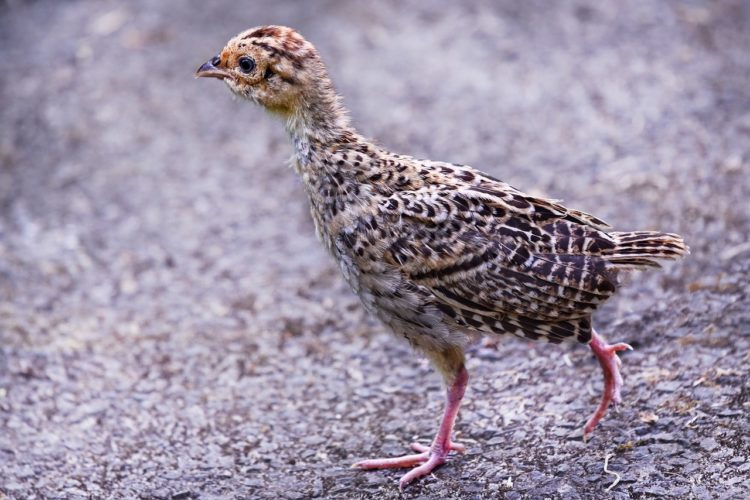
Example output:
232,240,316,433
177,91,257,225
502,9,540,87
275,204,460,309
195,58,231,80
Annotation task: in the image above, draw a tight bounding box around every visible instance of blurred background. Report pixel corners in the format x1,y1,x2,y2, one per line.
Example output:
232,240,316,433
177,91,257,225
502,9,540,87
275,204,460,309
1,0,749,498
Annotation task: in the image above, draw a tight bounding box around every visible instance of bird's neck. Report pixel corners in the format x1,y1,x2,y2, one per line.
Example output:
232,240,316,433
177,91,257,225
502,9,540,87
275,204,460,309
284,84,358,170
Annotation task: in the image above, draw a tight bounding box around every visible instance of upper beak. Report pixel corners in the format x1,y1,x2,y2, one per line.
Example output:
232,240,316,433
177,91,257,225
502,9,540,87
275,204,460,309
195,58,231,80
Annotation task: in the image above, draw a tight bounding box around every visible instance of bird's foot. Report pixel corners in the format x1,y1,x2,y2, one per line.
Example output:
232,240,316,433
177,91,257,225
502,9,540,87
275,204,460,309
583,331,633,440
352,441,465,489
353,362,469,489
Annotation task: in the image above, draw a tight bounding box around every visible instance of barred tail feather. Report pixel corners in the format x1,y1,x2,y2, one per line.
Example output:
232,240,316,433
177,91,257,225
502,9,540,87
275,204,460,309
603,231,689,270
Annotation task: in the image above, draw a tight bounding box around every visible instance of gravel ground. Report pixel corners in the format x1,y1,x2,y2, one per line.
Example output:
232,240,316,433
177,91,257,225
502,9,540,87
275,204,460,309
1,1,749,498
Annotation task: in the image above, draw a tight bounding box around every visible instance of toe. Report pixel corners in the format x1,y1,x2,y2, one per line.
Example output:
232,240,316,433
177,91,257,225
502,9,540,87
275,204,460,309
450,442,466,453
410,441,466,454
410,442,430,453
399,454,445,490
352,452,429,470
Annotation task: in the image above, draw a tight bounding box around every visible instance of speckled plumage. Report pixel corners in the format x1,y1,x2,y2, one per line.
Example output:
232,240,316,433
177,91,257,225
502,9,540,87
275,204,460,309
296,138,687,352
197,26,688,489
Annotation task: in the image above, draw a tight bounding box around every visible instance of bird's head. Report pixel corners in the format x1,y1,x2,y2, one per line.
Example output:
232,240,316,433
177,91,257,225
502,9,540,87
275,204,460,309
196,25,327,117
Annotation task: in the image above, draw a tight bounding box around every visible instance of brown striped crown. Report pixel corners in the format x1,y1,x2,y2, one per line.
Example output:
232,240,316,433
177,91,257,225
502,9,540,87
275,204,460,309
198,25,327,115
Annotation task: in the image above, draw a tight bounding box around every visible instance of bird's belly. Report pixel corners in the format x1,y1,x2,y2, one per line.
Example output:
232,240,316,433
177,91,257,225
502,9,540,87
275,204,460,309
342,261,471,351
307,204,468,351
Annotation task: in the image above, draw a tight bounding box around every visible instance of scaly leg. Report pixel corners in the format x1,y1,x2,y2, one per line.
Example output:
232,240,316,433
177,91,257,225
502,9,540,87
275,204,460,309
584,329,633,440
352,364,469,490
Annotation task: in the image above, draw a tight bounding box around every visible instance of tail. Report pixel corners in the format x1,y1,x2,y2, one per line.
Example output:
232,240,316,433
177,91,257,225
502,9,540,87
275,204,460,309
602,231,689,270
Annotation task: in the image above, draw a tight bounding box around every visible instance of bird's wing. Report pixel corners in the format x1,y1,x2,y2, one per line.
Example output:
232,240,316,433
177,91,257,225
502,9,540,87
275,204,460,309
342,184,621,343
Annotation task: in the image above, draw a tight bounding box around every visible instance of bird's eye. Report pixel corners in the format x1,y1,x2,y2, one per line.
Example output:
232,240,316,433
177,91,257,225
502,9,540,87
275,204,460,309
238,56,256,73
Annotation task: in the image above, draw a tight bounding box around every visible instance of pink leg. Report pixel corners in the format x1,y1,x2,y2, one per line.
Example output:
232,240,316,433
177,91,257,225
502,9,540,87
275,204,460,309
583,329,633,440
352,365,469,490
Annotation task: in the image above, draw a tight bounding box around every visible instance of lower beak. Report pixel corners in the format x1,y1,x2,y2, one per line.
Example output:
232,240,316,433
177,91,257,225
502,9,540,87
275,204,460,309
195,60,231,80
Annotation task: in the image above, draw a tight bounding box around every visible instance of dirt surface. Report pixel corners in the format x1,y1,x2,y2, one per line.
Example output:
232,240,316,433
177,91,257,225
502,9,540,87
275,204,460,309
1,1,749,498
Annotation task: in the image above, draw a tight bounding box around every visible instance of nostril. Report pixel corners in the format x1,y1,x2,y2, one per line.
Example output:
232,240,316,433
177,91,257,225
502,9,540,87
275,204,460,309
211,56,221,67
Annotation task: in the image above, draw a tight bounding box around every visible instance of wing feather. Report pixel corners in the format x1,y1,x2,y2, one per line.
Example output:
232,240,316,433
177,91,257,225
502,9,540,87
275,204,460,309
361,186,621,342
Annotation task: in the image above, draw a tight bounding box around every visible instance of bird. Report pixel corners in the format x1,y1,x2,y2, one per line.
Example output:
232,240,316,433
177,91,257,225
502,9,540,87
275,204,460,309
196,25,688,490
